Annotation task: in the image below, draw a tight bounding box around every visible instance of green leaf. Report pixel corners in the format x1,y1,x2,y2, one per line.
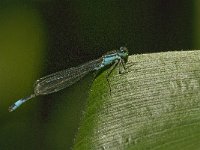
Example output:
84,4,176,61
73,50,200,150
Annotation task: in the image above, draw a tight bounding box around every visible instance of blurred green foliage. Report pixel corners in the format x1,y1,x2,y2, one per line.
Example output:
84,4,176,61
0,3,46,150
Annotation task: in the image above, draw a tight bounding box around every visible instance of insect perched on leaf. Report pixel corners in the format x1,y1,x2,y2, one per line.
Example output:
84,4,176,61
8,47,128,112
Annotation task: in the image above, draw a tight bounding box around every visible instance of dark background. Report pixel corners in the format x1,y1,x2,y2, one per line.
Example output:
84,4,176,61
0,1,199,150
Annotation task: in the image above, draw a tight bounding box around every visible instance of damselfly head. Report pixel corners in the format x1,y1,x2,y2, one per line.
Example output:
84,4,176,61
120,47,128,53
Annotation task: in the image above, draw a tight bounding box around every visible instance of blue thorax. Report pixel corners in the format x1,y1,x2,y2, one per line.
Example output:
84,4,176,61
94,47,128,70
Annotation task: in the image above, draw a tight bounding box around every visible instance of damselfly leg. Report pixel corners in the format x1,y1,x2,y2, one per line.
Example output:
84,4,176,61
106,58,127,94
119,58,127,74
106,60,119,94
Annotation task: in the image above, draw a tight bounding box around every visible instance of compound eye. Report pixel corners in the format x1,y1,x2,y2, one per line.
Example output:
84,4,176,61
120,47,127,53
120,47,124,52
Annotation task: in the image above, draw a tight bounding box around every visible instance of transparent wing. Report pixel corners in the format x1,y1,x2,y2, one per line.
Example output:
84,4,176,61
34,58,102,95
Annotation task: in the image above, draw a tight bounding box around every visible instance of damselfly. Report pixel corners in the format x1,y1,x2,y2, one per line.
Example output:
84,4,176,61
8,47,128,112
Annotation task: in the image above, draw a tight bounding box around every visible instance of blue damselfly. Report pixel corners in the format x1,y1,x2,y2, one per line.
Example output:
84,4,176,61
8,47,128,112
